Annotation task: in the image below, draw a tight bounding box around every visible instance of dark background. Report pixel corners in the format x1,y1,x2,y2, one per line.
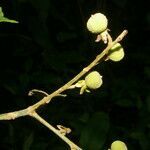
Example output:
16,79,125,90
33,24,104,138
0,0,150,150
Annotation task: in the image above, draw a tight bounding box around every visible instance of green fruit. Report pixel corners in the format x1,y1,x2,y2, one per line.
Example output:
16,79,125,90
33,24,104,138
87,13,108,34
108,43,124,62
111,141,127,150
85,71,102,89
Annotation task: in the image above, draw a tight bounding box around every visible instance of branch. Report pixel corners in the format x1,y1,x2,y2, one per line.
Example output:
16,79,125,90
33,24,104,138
0,30,128,149
31,30,128,110
30,111,82,150
0,108,28,120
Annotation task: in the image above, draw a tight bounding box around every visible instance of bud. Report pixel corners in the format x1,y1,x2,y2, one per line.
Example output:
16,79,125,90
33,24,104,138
111,140,127,150
85,71,102,89
108,43,124,62
87,13,108,34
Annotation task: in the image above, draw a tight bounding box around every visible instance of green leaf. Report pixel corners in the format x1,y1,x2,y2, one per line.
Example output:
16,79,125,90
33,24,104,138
80,112,109,150
0,7,18,23
0,7,4,17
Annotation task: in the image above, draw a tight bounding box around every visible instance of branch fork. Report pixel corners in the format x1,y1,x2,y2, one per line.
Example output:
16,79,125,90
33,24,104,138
0,30,128,150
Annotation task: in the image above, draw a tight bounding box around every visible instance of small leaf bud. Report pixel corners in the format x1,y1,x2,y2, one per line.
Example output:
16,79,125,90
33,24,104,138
87,13,108,34
85,71,102,89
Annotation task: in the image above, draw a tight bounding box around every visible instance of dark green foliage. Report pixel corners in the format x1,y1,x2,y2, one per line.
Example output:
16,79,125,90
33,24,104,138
0,0,150,150
80,112,109,150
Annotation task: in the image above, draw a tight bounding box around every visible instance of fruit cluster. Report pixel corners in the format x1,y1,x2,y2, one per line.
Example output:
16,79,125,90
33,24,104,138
71,13,125,94
87,12,125,61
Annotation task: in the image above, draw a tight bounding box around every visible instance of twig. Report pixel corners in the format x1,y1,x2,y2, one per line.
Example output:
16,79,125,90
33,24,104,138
0,30,128,149
30,111,82,150
28,89,49,96
31,30,128,110
1,30,127,116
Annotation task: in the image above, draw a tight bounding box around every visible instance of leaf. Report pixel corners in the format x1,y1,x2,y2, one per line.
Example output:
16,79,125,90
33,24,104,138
130,131,149,150
23,132,34,150
0,18,19,23
0,7,18,23
0,7,4,17
80,112,109,150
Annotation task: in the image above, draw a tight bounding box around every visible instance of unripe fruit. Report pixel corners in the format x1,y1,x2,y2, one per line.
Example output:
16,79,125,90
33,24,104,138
108,43,124,62
87,13,108,34
85,71,102,89
111,140,127,150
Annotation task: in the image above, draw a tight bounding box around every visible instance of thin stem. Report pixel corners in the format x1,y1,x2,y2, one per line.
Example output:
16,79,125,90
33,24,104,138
0,30,128,150
0,30,128,120
32,30,128,110
28,89,49,96
30,111,82,150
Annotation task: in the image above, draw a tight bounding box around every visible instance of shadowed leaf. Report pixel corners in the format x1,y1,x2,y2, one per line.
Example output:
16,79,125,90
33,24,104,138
80,112,109,150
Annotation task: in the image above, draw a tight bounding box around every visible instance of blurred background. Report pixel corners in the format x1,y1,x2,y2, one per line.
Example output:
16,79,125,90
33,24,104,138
0,0,149,150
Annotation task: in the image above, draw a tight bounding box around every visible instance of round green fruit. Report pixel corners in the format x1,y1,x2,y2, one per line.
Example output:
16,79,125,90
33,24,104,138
111,140,127,150
87,13,108,34
108,43,124,62
85,71,102,89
